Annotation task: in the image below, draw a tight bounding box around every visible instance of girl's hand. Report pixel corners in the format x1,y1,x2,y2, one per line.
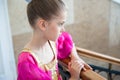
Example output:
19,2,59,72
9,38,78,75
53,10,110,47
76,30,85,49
83,63,92,71
70,45,92,71
68,59,84,80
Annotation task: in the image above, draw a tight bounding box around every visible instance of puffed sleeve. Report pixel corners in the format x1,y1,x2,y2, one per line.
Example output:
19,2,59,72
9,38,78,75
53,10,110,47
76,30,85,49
56,32,73,60
17,52,51,80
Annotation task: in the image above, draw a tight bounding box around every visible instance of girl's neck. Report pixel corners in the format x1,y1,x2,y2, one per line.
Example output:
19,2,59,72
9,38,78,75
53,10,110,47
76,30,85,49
24,31,54,64
25,31,48,51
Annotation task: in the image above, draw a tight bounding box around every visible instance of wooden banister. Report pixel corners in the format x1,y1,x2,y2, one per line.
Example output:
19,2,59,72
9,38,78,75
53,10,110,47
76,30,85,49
59,46,120,80
76,47,120,66
59,57,106,80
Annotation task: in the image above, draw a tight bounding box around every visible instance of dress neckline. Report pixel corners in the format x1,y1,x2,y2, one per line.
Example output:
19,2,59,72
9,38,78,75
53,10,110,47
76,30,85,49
22,40,57,70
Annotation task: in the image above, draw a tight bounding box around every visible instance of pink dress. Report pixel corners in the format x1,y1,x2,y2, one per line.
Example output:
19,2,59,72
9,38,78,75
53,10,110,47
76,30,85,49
17,32,73,80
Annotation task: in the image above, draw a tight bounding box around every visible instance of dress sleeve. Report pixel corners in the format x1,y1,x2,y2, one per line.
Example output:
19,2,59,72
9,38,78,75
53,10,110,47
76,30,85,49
17,52,51,80
56,32,73,60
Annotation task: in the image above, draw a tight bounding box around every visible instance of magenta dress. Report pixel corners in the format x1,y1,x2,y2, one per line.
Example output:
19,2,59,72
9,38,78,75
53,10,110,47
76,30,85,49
17,32,73,80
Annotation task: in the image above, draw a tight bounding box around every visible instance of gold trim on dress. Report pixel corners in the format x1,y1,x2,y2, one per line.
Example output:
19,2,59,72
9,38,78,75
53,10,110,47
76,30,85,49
22,40,59,80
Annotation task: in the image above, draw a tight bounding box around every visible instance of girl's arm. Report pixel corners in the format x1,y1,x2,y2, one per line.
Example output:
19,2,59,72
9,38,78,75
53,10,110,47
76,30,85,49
70,45,92,70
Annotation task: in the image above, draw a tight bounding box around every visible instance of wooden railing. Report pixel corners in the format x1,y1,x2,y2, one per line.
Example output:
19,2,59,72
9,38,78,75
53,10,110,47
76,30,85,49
76,47,120,80
76,47,120,66
59,46,120,80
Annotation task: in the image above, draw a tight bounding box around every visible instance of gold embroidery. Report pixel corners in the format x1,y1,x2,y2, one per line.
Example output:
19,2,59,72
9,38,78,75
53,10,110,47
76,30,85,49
44,59,58,80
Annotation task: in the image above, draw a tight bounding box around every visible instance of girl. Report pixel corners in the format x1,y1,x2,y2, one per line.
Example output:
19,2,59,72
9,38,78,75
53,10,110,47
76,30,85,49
17,0,91,80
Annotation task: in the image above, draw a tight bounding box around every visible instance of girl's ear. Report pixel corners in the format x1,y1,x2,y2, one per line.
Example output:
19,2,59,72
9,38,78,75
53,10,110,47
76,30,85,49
37,19,48,31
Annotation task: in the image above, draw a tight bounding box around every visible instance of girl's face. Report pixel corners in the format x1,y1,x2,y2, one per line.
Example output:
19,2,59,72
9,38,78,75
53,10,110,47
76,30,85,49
44,11,67,41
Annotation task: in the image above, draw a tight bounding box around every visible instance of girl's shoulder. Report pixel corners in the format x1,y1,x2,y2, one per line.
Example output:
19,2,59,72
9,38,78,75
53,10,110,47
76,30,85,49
17,51,52,80
18,50,37,65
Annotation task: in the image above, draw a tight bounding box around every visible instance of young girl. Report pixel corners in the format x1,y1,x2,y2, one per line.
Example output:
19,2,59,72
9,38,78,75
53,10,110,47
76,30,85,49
17,0,91,80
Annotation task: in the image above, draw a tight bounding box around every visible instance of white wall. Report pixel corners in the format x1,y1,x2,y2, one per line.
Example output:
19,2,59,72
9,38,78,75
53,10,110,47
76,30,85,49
63,0,74,25
8,0,32,36
109,1,120,46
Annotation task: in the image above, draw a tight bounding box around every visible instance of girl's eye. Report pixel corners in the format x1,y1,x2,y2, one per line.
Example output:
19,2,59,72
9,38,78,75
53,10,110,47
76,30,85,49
59,23,63,26
58,23,64,26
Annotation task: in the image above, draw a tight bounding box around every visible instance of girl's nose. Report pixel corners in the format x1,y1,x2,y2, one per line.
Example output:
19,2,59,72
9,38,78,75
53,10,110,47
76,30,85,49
60,27,65,33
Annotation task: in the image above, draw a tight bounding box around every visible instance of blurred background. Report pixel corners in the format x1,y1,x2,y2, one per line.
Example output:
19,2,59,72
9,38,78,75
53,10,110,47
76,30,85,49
0,0,120,80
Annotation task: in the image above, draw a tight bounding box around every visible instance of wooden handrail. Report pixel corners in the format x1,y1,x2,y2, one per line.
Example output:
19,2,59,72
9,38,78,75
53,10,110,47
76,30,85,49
59,46,120,80
59,57,106,80
76,47,120,66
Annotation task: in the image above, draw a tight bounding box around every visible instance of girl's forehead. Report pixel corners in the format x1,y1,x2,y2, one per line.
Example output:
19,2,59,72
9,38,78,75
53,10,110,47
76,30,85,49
54,11,67,21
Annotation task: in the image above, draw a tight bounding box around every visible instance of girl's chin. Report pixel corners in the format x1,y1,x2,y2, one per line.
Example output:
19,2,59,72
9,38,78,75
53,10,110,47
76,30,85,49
50,37,58,42
51,34,60,42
